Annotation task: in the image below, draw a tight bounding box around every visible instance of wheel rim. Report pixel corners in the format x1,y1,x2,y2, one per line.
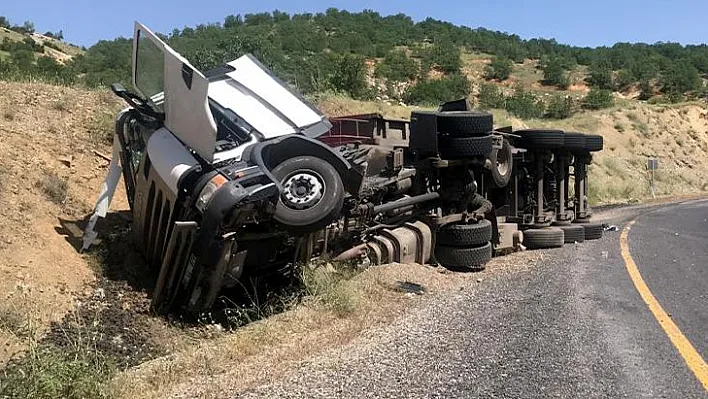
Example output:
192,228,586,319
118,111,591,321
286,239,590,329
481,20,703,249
281,170,324,210
496,145,510,176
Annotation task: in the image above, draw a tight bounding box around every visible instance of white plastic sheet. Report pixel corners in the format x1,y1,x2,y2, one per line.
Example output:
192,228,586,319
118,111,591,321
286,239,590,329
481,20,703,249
81,135,122,251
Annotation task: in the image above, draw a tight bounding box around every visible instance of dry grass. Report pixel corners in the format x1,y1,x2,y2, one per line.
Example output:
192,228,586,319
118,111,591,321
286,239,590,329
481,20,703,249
36,171,69,205
109,262,485,399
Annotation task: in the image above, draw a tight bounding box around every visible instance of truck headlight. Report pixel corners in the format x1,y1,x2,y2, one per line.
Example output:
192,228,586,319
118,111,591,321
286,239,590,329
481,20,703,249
195,174,227,212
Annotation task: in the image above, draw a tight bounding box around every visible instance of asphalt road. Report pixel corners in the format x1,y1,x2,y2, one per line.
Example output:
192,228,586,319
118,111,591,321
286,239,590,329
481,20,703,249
238,201,708,398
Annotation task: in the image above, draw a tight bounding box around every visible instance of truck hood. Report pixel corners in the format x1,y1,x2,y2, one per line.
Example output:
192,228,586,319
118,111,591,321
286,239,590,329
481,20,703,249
132,22,331,163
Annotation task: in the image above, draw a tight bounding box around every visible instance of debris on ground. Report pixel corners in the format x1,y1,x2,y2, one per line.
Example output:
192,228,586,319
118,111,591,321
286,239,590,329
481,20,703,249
602,224,619,232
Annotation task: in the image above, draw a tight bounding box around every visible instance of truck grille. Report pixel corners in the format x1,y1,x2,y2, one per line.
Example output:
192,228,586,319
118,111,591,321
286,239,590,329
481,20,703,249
133,155,178,270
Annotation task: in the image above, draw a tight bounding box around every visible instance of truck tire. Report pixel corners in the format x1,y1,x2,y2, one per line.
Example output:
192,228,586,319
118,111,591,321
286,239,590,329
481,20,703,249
523,227,564,249
488,138,513,187
437,219,492,247
584,134,604,152
581,222,603,240
515,129,564,149
563,132,586,152
271,156,344,233
439,134,493,159
435,242,492,271
559,224,585,243
437,111,493,137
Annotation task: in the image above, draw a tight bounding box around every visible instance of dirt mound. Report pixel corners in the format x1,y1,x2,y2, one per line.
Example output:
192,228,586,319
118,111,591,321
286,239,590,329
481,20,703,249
0,81,126,361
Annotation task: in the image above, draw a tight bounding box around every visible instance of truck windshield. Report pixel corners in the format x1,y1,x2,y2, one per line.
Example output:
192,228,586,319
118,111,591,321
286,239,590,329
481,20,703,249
135,29,165,109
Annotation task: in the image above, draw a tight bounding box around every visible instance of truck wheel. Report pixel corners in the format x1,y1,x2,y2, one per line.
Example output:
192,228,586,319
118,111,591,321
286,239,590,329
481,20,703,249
435,242,492,271
439,134,493,159
581,223,603,240
523,227,564,249
515,129,564,149
559,224,585,243
437,111,493,137
437,219,492,247
271,156,344,233
584,134,604,152
562,132,586,152
488,139,513,187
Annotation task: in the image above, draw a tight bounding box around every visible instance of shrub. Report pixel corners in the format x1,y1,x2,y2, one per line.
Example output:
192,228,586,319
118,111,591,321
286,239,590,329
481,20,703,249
404,74,471,105
36,171,68,205
505,87,545,119
484,57,512,81
0,343,115,399
376,49,417,83
541,57,569,89
545,95,575,119
583,88,614,110
478,83,505,109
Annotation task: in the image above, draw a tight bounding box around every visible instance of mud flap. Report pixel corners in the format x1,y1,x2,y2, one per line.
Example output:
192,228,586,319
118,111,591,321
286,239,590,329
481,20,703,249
82,136,123,251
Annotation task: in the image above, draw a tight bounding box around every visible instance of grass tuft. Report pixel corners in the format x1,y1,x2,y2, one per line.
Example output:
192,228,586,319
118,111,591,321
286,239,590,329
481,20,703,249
301,262,359,317
36,171,69,205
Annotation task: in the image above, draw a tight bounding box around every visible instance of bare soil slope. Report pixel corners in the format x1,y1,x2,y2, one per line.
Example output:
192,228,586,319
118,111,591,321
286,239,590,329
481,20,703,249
0,82,124,360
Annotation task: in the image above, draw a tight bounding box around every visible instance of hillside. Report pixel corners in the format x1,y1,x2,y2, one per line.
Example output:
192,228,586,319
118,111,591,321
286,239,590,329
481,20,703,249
317,93,708,204
0,26,82,63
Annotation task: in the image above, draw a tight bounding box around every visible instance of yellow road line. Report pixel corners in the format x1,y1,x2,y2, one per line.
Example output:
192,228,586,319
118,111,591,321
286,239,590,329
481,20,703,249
620,220,708,391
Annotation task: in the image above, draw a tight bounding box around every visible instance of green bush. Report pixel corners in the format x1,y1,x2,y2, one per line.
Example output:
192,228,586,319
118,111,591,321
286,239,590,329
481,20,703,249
583,88,614,110
376,49,417,83
505,87,545,119
423,39,462,74
404,74,471,105
484,57,512,81
478,83,505,109
541,57,569,89
545,95,575,119
0,344,115,399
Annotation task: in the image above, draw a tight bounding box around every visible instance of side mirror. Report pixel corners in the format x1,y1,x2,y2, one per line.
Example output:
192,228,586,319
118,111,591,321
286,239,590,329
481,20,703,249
110,83,127,96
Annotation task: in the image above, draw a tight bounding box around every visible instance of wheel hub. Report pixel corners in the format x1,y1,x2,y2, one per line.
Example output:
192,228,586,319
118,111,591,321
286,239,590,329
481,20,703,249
282,172,324,210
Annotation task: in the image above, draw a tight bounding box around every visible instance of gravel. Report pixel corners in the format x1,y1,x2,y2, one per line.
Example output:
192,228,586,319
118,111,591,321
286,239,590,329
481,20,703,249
234,204,707,398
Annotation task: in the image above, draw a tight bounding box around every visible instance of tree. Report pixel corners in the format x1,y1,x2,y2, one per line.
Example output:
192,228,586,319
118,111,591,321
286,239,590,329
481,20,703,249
424,39,461,74
331,53,369,99
484,57,512,81
541,57,569,89
22,20,35,34
586,60,613,89
404,74,470,105
546,95,575,119
583,87,614,110
505,86,545,119
660,60,701,97
638,79,653,101
478,83,505,109
0,16,9,29
376,49,417,82
614,69,634,91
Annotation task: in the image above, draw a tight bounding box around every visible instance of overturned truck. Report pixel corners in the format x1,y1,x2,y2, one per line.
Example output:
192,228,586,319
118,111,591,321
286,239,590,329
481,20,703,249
84,22,603,318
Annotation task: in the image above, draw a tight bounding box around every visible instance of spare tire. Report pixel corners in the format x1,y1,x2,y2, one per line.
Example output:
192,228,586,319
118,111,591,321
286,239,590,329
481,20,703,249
585,134,604,152
559,224,585,243
563,132,586,152
435,242,492,271
523,227,564,249
516,129,564,149
439,134,493,159
437,219,493,247
437,111,493,137
581,223,603,240
488,138,513,187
